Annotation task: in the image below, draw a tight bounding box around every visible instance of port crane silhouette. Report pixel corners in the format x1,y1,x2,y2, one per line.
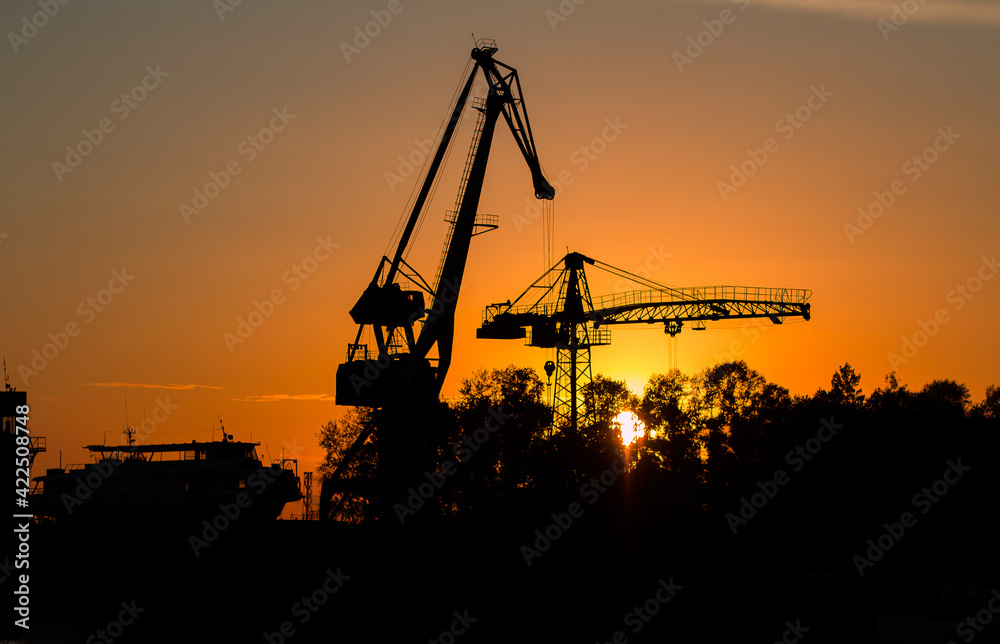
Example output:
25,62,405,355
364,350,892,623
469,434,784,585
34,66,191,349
477,252,812,431
322,39,554,520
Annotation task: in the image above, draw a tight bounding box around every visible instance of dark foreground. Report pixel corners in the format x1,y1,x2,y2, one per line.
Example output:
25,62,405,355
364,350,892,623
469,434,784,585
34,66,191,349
11,491,997,644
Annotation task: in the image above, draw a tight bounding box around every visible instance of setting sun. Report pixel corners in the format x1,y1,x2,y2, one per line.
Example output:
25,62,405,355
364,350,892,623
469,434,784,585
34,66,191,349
614,411,645,446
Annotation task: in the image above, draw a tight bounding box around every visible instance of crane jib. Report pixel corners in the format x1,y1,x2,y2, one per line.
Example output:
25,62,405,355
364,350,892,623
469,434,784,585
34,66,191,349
475,252,813,430
336,41,554,408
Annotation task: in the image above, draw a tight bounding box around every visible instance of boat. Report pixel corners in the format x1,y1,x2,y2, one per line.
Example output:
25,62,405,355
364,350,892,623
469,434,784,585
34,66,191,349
30,426,301,523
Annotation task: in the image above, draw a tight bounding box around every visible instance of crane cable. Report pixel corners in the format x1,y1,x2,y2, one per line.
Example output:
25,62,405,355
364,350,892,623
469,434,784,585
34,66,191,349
590,259,685,297
382,57,476,271
540,181,556,410
542,198,554,277
384,56,472,257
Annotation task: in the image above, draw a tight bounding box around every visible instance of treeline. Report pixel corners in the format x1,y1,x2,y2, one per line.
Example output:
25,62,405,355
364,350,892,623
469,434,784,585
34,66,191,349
318,361,1000,545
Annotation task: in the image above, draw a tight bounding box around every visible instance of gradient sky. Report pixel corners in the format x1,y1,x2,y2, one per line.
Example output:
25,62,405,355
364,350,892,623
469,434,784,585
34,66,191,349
2,0,998,493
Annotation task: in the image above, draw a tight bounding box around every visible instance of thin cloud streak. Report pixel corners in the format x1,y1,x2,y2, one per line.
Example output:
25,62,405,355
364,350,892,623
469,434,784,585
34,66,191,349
685,0,1000,26
235,394,337,402
84,382,223,390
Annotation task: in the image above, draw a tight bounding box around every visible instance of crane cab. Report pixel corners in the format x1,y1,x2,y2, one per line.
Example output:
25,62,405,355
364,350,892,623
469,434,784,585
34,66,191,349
335,352,435,407
349,281,425,327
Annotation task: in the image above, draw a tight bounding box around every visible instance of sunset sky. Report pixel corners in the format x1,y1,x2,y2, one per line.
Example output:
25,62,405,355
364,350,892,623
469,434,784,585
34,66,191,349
2,0,998,490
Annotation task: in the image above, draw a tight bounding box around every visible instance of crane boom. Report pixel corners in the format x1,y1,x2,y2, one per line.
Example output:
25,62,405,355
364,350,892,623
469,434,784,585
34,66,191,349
336,41,553,401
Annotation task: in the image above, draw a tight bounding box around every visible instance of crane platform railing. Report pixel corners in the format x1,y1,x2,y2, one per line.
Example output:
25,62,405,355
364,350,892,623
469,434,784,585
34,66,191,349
475,38,498,54
444,211,499,234
482,285,811,325
524,324,612,348
483,302,557,322
595,286,812,312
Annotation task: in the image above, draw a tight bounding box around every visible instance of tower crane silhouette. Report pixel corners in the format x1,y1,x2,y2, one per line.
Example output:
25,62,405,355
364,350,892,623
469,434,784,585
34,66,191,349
477,252,812,431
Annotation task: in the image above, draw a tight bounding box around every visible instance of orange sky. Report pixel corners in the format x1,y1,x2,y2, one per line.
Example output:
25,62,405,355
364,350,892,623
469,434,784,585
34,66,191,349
2,1,998,498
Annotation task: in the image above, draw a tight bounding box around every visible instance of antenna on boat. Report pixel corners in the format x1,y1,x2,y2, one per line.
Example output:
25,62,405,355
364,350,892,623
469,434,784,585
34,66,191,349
2,355,12,392
123,386,128,432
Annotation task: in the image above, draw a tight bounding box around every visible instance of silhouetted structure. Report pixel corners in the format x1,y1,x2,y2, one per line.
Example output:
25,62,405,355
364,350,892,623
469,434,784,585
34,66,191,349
322,39,555,520
30,428,301,523
478,252,812,432
24,359,1000,643
2,363,44,468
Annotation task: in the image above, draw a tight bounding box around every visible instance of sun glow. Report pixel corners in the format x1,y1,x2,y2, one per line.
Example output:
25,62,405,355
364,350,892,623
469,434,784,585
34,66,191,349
614,411,645,446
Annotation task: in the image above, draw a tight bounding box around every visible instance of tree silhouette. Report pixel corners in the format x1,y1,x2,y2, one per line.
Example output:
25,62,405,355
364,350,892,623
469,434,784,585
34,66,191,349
579,374,637,450
918,379,971,415
449,365,550,513
698,360,767,427
693,361,768,482
317,360,1000,533
830,362,864,408
972,384,1000,419
640,369,702,484
866,371,913,413
316,406,380,523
